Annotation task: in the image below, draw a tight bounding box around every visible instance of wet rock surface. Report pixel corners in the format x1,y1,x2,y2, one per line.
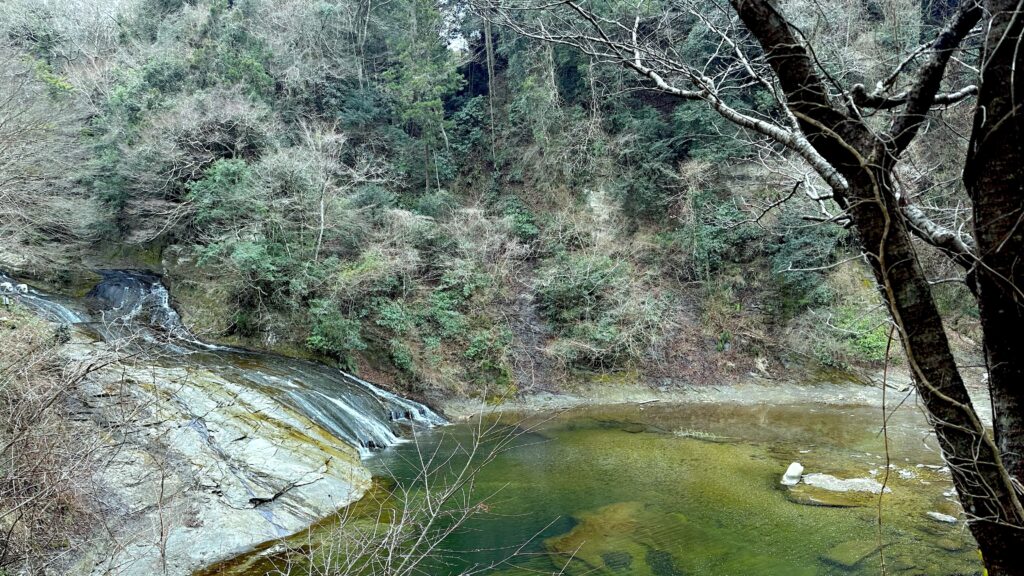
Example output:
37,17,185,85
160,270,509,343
64,335,372,576
802,473,891,494
5,269,444,576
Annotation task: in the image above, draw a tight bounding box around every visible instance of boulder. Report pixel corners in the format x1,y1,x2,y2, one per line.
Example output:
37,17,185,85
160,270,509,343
926,511,958,524
821,540,880,568
781,462,804,486
15,283,28,294
61,338,372,576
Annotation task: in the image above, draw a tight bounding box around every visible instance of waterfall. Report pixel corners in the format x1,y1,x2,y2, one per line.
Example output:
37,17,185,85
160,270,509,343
1,272,87,325
3,269,445,457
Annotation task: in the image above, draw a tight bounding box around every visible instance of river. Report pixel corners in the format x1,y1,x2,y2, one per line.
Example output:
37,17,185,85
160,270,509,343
1,269,444,455
212,395,980,575
2,270,982,575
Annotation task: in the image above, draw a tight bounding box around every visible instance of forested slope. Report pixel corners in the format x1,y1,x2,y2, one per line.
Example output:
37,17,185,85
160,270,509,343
0,0,980,396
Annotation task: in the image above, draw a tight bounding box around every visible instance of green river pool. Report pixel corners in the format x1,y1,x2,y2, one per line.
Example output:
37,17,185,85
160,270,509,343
208,397,982,575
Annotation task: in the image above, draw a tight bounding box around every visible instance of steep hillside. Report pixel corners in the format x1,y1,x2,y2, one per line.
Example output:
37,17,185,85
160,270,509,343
0,0,982,397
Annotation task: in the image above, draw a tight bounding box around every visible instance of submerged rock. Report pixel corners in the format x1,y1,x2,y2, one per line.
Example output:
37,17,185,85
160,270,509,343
645,549,683,576
821,540,880,568
927,511,959,524
803,473,891,494
545,502,694,576
785,484,874,508
601,551,633,571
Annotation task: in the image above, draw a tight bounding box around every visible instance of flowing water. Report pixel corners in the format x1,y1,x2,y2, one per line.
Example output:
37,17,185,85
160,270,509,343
1,269,443,455
3,271,983,575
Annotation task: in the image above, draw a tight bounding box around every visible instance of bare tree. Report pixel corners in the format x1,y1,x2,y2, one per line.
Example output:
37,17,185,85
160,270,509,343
0,47,96,264
0,308,134,572
294,121,390,262
477,0,1024,572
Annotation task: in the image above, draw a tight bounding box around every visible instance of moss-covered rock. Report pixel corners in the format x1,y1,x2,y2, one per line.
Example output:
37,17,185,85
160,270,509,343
821,540,880,568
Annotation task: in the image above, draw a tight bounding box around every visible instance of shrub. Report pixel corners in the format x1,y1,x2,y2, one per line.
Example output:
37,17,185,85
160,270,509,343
769,211,847,318
677,191,764,280
388,339,415,373
413,189,458,219
0,307,106,570
306,300,366,363
464,326,513,386
501,198,540,243
374,299,414,334
536,252,622,326
188,159,263,231
425,291,469,339
536,251,669,369
836,305,893,363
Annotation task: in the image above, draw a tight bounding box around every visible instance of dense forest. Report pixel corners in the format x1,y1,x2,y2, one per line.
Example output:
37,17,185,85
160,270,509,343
1,0,973,391
2,0,1022,574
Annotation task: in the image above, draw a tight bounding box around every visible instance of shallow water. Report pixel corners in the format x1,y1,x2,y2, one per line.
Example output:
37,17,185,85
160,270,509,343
214,396,982,575
377,402,978,575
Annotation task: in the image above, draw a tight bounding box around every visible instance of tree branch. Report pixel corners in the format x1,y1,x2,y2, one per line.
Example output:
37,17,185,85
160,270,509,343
850,83,979,110
885,1,983,155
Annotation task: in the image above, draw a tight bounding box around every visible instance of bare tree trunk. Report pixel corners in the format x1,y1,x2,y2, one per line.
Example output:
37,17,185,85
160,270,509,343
484,17,497,166
732,1,1024,571
315,181,327,262
486,0,1024,567
545,43,557,103
962,3,1024,569
357,0,373,89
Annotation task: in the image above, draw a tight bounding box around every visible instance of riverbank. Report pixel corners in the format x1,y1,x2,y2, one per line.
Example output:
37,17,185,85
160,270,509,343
1,268,989,576
440,367,991,424
0,287,377,576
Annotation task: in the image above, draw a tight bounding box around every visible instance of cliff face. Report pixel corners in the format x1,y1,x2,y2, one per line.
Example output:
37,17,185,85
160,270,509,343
62,332,371,576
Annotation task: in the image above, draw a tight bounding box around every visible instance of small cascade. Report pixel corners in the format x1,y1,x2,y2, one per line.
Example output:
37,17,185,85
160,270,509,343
207,350,444,457
84,270,224,350
343,371,446,426
5,268,445,457
1,272,87,325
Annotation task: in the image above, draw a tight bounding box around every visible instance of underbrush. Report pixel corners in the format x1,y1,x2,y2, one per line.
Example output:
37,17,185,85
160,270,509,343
783,260,899,370
0,306,99,571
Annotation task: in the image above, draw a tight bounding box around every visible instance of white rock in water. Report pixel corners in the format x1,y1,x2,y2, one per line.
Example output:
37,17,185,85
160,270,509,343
0,282,11,293
15,283,28,294
803,473,891,494
781,462,804,486
927,511,958,524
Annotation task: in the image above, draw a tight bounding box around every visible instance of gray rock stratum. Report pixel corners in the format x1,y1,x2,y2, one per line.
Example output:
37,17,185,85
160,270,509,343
65,335,371,576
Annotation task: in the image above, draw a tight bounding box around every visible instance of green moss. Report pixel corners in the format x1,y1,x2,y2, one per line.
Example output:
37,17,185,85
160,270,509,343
94,240,166,270
583,368,642,385
821,540,880,568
